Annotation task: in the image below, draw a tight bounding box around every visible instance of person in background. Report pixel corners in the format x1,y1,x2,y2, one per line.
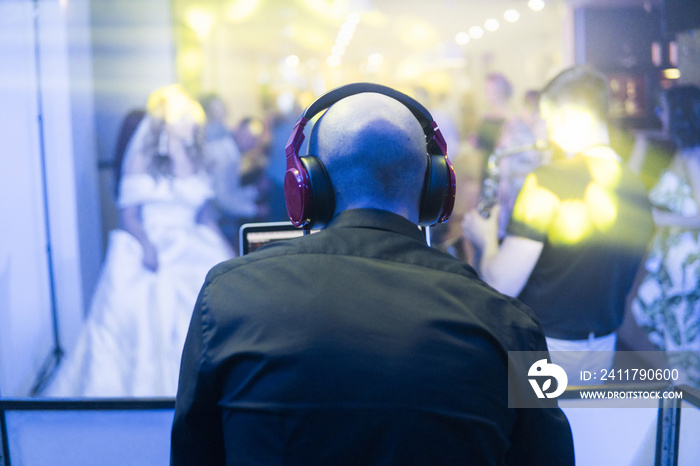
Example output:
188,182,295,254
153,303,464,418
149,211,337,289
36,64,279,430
200,93,260,247
489,116,547,241
520,89,548,144
171,84,574,465
263,91,302,222
463,65,654,377
232,116,272,225
44,84,233,397
470,72,514,159
412,86,465,257
112,108,147,198
631,84,700,388
469,89,548,266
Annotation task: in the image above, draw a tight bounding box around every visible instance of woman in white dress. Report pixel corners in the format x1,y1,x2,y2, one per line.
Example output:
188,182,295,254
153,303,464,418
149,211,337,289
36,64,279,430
45,84,234,397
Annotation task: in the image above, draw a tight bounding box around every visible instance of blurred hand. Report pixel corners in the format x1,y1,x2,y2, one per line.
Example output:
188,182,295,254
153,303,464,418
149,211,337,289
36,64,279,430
461,205,500,250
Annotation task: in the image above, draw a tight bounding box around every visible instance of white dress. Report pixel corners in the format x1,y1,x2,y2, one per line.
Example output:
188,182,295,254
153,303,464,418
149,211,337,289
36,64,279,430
45,173,232,397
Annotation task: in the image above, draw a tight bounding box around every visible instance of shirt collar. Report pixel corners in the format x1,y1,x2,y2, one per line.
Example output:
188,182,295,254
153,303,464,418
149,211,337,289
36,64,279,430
326,209,426,243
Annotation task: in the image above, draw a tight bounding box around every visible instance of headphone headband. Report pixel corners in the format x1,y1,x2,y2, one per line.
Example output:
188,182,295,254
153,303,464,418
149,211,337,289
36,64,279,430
286,83,448,161
284,82,455,229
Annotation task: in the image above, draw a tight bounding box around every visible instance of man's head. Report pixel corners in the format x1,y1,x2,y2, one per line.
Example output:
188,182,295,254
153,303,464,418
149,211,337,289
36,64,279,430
307,92,428,223
199,93,228,124
485,72,513,106
539,66,610,154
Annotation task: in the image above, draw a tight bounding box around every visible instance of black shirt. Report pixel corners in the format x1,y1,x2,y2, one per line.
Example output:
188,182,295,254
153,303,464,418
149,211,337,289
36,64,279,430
507,152,654,339
172,209,574,465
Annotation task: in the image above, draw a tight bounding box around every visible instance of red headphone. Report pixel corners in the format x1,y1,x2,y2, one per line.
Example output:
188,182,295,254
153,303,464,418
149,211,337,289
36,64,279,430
284,82,456,229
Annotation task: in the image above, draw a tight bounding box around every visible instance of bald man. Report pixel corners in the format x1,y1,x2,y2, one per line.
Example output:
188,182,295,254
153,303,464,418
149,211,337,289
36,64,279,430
171,90,574,465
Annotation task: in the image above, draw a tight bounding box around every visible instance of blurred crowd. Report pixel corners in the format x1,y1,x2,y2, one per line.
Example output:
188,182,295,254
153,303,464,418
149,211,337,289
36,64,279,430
43,70,700,396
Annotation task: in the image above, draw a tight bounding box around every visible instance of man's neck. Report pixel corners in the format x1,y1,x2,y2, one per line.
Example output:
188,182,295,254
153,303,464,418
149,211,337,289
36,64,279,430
336,199,418,224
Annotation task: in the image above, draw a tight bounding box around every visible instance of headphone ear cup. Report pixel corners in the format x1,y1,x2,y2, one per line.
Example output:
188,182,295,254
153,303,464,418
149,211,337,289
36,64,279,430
418,154,455,226
300,155,335,228
284,160,311,227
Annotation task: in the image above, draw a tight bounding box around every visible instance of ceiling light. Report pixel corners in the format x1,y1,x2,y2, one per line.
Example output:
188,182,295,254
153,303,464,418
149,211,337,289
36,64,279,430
185,8,215,40
455,32,470,45
284,55,299,67
327,55,341,67
484,19,500,31
663,68,681,80
504,9,520,22
368,53,384,67
225,0,260,23
528,0,545,12
469,26,484,39
332,44,346,56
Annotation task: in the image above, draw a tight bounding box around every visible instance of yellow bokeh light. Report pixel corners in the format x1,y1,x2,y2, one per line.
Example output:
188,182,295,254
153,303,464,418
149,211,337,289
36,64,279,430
225,0,260,23
586,153,622,188
513,157,624,246
185,8,215,40
585,182,618,232
146,84,205,125
663,68,681,80
549,200,591,245
248,119,264,136
178,47,204,76
512,175,560,235
301,0,348,20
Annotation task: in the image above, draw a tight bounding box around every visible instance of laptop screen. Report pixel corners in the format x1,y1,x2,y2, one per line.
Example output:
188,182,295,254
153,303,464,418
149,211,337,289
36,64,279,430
239,221,316,255
239,221,432,255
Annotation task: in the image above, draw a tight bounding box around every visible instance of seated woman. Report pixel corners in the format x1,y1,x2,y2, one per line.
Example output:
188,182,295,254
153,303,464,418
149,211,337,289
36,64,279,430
44,84,233,397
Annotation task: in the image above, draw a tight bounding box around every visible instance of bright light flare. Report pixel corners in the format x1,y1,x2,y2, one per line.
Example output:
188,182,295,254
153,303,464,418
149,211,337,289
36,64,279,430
545,106,598,154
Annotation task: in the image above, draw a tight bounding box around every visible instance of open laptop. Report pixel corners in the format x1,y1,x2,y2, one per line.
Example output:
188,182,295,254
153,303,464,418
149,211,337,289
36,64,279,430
239,221,431,255
239,221,318,255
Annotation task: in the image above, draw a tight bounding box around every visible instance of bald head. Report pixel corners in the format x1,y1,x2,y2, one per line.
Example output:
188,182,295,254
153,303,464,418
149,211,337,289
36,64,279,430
308,92,428,222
